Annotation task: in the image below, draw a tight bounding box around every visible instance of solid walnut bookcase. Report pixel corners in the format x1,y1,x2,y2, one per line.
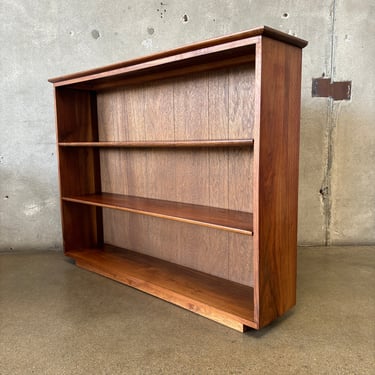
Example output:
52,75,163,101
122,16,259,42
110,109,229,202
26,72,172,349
49,26,307,331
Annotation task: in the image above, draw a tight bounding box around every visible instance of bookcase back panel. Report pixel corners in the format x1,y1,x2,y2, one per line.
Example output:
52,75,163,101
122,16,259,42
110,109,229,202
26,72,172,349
96,64,255,142
102,209,254,286
99,148,253,212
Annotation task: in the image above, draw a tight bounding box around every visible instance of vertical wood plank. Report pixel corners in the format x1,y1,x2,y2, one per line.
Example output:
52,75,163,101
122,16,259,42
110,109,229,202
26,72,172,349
228,149,253,212
208,69,229,207
228,65,255,139
144,81,177,260
55,88,98,142
227,65,255,287
58,148,101,196
56,88,101,197
98,85,148,253
102,209,151,256
228,65,254,212
145,80,176,200
174,72,210,269
207,69,230,279
174,73,209,140
255,38,302,327
97,89,121,141
121,85,146,141
174,73,210,205
61,202,103,252
55,87,102,255
144,80,175,141
228,233,253,285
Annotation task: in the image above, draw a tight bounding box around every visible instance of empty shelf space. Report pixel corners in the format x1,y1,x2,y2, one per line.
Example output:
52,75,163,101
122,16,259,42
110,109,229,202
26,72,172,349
58,139,254,148
66,246,255,330
62,193,253,235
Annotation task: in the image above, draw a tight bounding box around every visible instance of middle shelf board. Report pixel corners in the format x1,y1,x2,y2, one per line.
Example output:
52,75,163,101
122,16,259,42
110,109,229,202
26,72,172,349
63,193,253,235
58,139,254,148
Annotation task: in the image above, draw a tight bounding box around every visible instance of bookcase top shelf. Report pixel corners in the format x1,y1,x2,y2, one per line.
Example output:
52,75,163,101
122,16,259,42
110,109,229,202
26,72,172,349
48,26,307,90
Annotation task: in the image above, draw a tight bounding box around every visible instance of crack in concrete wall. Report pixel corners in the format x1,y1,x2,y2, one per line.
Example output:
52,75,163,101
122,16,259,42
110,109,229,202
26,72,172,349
321,0,336,246
321,100,342,246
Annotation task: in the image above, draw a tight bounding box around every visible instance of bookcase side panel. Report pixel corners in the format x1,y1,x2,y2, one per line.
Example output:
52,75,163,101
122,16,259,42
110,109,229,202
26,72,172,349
62,202,103,252
55,88,103,252
59,147,101,196
55,88,98,142
256,38,302,328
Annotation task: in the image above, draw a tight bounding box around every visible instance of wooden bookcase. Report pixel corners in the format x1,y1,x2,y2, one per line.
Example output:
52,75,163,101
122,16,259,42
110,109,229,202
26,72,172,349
49,26,307,331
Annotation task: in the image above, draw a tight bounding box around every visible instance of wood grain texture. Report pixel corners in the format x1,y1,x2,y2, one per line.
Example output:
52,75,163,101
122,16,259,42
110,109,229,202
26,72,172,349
67,246,256,331
56,86,101,197
50,44,257,90
228,65,255,139
96,66,254,143
227,66,255,286
96,67,255,285
55,88,98,142
62,193,253,235
68,55,256,91
58,147,101,196
253,37,302,328
98,147,254,284
58,140,254,147
49,26,306,86
97,86,149,253
58,148,102,252
143,81,176,262
61,202,103,252
54,88,102,253
228,234,254,286
207,70,230,279
50,28,306,331
172,72,210,276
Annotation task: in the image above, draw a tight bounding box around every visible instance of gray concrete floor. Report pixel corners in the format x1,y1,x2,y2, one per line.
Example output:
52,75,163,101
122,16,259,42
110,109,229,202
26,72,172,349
0,247,374,374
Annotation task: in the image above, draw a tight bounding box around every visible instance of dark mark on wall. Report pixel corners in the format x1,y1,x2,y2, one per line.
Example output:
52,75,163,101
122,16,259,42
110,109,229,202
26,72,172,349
182,14,189,23
147,27,155,35
157,2,167,18
319,187,328,199
91,29,100,40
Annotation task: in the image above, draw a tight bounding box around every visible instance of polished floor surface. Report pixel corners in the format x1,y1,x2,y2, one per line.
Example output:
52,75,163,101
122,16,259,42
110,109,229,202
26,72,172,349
0,246,374,374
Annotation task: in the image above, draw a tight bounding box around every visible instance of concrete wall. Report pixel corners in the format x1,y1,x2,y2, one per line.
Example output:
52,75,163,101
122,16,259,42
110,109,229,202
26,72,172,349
1,0,374,250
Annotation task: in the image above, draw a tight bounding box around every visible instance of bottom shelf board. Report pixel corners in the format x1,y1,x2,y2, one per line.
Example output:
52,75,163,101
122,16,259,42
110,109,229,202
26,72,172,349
66,246,256,331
